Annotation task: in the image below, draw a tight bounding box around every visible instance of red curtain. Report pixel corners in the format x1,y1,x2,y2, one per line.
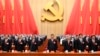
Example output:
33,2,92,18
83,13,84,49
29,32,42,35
22,0,38,34
0,0,3,34
91,0,99,34
3,0,13,34
0,0,38,34
81,0,91,35
65,0,100,35
13,0,22,34
65,0,81,35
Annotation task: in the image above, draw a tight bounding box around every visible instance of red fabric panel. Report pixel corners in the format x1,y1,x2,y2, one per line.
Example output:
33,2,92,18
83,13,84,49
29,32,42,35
65,0,81,34
22,0,38,34
0,0,3,34
65,0,100,35
0,0,38,34
4,0,13,34
81,0,91,35
13,0,22,34
91,0,99,34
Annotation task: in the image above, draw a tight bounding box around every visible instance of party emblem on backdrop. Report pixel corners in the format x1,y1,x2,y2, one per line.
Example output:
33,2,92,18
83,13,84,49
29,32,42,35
41,0,63,22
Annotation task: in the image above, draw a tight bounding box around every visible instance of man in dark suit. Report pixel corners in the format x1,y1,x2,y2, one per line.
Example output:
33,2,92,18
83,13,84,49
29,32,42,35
24,35,32,49
29,35,38,52
97,36,100,50
24,35,30,51
0,35,2,50
10,35,16,52
77,34,85,52
89,35,98,52
2,35,12,52
35,35,43,46
15,35,25,52
83,35,91,52
62,35,73,52
73,35,79,52
47,34,58,52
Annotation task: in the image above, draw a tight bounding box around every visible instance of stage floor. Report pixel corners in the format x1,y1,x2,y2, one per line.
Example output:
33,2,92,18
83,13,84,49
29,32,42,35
0,52,100,56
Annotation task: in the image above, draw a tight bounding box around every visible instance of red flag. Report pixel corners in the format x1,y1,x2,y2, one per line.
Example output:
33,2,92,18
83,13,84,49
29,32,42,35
13,0,22,34
91,0,99,34
81,0,91,35
22,0,38,34
65,0,81,34
3,0,13,34
0,0,3,34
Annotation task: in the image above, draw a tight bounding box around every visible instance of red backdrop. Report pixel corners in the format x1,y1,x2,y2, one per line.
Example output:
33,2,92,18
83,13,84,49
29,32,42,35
0,0,38,34
65,0,100,35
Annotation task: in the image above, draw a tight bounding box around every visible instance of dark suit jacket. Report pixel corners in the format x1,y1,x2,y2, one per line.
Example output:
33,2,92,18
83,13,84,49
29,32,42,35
47,39,58,52
29,38,38,51
0,37,2,47
24,37,30,47
62,40,73,52
83,36,91,51
89,38,98,51
73,38,78,51
97,38,100,50
77,38,85,51
15,38,25,52
35,37,43,46
2,38,11,52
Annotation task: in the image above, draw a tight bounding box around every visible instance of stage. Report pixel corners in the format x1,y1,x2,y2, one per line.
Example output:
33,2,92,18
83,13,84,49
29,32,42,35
0,52,100,56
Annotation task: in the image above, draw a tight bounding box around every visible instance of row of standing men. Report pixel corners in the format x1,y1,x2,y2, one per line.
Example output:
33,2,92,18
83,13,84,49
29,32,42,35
57,34,100,52
0,34,47,52
0,34,100,53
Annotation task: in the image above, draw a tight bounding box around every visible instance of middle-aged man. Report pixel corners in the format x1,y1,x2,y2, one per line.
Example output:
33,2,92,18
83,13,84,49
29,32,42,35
47,34,58,52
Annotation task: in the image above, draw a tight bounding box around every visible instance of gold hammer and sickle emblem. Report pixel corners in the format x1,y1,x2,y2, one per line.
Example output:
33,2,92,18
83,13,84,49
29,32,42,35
41,0,63,21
